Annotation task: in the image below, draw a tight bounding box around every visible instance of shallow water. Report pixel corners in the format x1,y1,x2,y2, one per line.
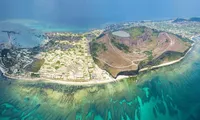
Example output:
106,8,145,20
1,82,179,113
0,39,200,119
2,19,98,33
0,20,92,48
0,21,44,48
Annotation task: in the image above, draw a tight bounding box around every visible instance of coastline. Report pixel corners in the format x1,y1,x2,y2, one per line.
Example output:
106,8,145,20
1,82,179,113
115,40,195,80
139,42,194,72
3,74,120,86
0,39,196,86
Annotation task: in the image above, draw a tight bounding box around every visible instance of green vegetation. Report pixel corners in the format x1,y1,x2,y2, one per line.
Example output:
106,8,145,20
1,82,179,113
144,51,153,61
144,51,152,56
126,27,160,40
148,55,153,61
55,66,60,70
111,38,130,53
31,73,40,78
162,51,183,61
152,30,159,37
140,51,184,69
26,59,45,72
90,42,107,57
56,61,60,64
96,33,105,39
126,27,145,39
175,34,193,43
126,76,137,82
138,60,149,69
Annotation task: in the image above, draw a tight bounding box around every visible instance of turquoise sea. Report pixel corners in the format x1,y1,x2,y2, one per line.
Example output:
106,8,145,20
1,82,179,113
0,20,98,48
1,0,200,119
0,21,200,119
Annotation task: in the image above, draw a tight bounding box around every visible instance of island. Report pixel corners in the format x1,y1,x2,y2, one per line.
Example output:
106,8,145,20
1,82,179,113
0,18,199,85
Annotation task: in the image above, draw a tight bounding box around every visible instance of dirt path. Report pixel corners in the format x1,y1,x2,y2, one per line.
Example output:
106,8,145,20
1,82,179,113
94,56,136,69
0,36,195,86
93,35,138,69
108,35,132,63
154,33,174,58
160,33,174,53
96,33,175,70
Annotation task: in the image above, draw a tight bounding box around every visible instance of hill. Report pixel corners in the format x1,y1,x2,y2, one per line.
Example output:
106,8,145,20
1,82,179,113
173,17,200,23
90,26,192,78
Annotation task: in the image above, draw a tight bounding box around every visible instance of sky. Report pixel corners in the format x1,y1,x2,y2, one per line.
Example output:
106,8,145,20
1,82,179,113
0,0,200,27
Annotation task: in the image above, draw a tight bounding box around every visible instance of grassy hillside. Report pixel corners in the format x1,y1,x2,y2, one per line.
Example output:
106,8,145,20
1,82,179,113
125,27,145,39
90,41,107,57
110,37,130,53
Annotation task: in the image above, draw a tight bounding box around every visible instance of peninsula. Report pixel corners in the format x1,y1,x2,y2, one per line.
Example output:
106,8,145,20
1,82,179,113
90,26,192,78
0,18,198,85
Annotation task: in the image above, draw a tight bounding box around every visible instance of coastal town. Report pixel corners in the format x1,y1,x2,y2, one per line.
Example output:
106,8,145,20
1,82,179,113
106,17,200,39
0,18,200,84
0,29,116,83
39,30,113,81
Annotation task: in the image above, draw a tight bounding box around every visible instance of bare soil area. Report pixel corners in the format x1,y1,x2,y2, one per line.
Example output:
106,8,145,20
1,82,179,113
91,27,192,77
